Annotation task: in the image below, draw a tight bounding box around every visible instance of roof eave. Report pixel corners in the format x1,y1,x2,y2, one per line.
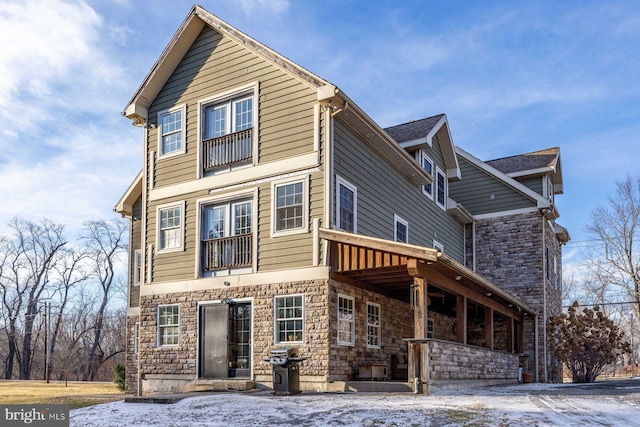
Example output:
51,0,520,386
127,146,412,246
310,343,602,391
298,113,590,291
114,170,143,217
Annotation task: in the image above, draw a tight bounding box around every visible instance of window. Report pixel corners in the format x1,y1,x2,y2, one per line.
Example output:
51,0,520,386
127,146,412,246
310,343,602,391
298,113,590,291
367,302,381,349
201,86,256,173
427,318,434,338
554,256,558,289
436,166,447,209
201,199,253,271
394,214,408,243
337,295,355,346
158,305,179,347
134,322,139,354
336,176,357,233
433,240,444,252
418,150,433,198
545,246,550,281
157,203,184,252
272,178,308,236
158,106,185,157
133,250,142,286
275,295,304,343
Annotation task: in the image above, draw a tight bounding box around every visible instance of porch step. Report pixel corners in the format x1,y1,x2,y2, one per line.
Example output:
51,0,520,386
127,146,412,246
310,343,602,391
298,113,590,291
327,381,414,393
193,379,255,392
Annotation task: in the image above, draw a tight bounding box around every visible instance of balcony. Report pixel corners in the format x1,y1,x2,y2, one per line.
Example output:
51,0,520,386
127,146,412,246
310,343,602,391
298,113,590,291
203,128,252,173
202,234,253,271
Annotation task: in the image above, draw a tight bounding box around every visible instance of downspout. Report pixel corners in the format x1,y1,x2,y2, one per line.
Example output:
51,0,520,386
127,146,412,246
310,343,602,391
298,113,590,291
534,313,539,383
542,214,547,382
138,122,149,397
323,103,333,231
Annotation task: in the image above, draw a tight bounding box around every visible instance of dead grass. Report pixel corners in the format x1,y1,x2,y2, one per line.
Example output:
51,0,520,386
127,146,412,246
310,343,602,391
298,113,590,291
0,380,125,409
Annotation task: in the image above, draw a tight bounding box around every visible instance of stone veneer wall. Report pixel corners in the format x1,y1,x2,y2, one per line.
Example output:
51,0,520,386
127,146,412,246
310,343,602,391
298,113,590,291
427,339,519,381
134,279,330,393
474,211,563,382
327,279,413,381
125,316,139,394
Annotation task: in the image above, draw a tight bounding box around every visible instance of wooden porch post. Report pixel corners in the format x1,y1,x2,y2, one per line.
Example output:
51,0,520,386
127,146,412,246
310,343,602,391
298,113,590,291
506,317,514,353
485,306,494,349
456,294,467,344
407,259,430,390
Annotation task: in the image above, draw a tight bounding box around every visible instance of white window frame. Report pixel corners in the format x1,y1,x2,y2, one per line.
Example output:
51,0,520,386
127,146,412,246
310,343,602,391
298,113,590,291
271,176,309,237
436,166,447,210
157,304,180,347
417,150,434,198
427,318,434,338
156,201,185,254
198,82,259,176
433,240,444,252
134,322,139,354
336,175,357,233
157,104,186,158
133,249,142,286
394,214,408,243
337,294,355,346
274,294,305,344
367,302,381,349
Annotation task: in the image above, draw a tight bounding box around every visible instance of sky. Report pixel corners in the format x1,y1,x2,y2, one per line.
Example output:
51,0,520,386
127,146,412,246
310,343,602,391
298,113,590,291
0,0,639,272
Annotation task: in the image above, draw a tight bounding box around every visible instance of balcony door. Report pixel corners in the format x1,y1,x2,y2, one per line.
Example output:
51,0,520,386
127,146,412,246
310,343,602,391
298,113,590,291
202,200,252,273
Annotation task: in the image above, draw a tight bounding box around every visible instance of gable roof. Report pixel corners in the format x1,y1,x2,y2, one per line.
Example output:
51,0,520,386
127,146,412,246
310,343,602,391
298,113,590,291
383,114,461,181
114,170,142,217
487,147,563,194
123,4,330,124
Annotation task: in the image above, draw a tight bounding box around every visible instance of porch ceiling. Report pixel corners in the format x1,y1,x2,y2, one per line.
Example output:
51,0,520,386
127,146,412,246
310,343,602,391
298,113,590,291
320,228,535,319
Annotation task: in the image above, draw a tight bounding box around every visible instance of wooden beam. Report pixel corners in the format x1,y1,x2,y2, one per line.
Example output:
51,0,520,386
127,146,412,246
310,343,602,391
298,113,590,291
506,317,514,353
484,306,493,349
413,276,429,339
456,294,467,344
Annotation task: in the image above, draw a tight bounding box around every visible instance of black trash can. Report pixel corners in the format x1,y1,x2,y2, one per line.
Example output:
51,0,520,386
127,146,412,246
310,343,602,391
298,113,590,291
266,348,307,395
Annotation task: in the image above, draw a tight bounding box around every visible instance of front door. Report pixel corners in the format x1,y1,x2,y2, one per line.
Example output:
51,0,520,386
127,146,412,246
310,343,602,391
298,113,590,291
199,302,252,379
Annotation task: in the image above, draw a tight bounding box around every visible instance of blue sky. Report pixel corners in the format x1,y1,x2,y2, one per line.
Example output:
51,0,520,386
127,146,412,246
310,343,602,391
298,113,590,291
1,0,639,272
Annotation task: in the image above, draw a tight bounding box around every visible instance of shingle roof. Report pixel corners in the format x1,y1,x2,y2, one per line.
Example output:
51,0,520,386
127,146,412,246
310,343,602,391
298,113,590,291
383,114,445,143
486,147,559,175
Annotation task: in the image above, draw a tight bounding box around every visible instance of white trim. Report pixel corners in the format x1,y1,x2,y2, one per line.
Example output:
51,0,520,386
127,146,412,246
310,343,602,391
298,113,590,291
366,302,381,349
473,207,540,220
146,244,153,283
337,294,355,346
148,151,156,191
194,188,258,278
394,214,409,243
435,166,447,210
274,294,305,344
157,104,186,158
335,175,357,233
150,152,319,202
271,175,310,237
156,201,185,254
140,265,330,296
398,115,447,150
157,304,180,347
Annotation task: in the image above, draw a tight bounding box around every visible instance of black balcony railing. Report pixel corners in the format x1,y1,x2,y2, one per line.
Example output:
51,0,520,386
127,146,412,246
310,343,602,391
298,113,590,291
203,128,252,173
202,234,253,271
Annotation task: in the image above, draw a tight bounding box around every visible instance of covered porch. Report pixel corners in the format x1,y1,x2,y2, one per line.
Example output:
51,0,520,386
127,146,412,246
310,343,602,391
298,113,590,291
320,228,536,393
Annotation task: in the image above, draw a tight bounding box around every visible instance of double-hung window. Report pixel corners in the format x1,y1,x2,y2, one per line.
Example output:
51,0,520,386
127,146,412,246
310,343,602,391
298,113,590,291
367,302,381,349
275,295,304,343
337,295,355,346
133,249,142,286
201,199,253,271
158,304,179,347
336,176,357,233
201,88,255,173
158,203,184,252
158,105,185,157
436,166,447,209
272,178,308,236
418,150,434,198
394,214,408,243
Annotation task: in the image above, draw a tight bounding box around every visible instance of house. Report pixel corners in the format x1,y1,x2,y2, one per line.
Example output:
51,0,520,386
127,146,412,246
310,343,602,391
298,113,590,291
115,5,568,395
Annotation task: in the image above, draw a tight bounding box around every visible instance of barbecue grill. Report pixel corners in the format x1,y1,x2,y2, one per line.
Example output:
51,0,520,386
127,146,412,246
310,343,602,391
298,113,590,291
265,347,307,395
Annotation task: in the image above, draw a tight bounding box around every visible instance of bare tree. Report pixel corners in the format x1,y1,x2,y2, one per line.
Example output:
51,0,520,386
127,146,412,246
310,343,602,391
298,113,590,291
585,175,640,323
81,219,127,381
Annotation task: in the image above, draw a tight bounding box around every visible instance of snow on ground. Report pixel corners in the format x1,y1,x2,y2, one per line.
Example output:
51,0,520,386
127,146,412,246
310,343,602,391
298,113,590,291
70,380,640,426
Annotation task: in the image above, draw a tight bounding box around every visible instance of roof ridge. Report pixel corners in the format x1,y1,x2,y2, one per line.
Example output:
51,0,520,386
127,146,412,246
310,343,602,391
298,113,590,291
383,113,445,130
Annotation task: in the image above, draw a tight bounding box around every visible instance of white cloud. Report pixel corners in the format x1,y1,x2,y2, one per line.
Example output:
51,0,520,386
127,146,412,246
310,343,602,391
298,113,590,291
236,0,289,16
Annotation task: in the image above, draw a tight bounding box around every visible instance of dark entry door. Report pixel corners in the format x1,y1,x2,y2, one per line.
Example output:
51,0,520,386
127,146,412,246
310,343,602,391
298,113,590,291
199,302,251,379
